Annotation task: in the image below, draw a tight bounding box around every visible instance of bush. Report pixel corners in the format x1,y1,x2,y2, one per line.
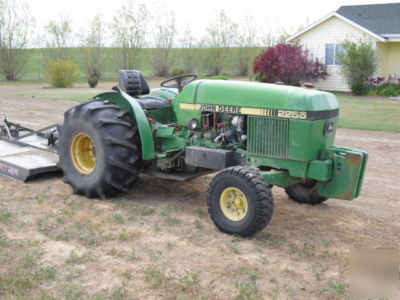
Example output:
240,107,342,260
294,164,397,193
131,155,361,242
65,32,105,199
88,77,98,88
351,82,369,96
47,60,79,87
253,44,327,86
380,85,400,97
338,39,377,96
170,67,191,77
367,75,400,97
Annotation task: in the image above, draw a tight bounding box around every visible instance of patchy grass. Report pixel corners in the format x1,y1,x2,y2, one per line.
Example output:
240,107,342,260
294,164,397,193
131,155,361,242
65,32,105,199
143,265,206,299
0,208,12,224
234,269,261,300
164,215,181,226
130,206,155,216
0,127,397,299
112,214,125,224
336,94,400,132
66,250,94,264
0,234,56,298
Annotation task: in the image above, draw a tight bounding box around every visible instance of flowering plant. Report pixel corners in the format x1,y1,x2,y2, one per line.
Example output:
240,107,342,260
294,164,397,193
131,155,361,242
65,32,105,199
367,74,400,97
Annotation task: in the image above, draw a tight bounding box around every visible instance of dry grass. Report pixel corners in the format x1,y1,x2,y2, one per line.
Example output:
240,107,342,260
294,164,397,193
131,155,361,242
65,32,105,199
0,143,399,299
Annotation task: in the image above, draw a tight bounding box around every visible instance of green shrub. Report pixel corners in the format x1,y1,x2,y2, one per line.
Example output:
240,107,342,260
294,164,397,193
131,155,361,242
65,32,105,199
170,67,190,77
376,84,400,97
383,86,400,97
351,82,369,96
338,39,377,96
47,60,79,87
88,77,98,88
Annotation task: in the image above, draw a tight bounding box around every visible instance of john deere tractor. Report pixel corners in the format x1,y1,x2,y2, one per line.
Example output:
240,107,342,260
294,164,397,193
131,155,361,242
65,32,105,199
57,70,367,237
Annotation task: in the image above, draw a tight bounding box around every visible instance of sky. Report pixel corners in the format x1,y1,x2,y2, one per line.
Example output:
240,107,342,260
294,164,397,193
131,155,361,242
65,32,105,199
29,0,397,41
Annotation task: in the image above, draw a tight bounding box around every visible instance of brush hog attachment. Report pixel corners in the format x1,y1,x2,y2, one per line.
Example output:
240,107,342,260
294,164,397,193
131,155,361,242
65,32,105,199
0,117,60,181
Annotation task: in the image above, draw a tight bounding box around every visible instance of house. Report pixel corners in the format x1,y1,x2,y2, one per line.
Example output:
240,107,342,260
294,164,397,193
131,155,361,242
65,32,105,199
286,3,400,91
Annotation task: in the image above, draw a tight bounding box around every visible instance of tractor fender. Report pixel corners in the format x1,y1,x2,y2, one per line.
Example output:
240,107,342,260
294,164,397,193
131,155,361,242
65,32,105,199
94,90,155,160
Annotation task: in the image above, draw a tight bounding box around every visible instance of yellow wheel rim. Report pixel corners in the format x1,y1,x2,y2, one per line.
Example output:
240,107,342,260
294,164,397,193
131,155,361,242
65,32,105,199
70,133,96,174
220,187,248,221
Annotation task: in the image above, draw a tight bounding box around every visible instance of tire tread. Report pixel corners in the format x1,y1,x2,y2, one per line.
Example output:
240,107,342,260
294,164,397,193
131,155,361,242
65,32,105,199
58,99,141,198
207,166,274,237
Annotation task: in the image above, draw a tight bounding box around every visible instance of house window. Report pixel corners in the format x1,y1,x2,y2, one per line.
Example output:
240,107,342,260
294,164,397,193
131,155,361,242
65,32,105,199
325,44,344,65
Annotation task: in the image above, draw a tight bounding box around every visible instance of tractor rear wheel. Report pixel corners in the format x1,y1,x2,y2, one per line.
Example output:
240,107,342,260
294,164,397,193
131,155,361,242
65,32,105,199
207,167,274,237
58,99,142,198
285,180,328,205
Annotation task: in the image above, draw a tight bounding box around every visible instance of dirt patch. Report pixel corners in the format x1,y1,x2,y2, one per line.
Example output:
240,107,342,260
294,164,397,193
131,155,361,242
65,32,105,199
0,84,399,299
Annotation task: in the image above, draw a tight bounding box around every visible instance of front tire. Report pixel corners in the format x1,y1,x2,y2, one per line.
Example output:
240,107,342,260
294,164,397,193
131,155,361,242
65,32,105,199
207,167,274,237
58,99,142,198
285,180,328,205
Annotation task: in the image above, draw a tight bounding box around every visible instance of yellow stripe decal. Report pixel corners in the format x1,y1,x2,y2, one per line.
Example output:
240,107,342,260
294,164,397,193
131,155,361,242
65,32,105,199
241,107,264,116
179,103,201,110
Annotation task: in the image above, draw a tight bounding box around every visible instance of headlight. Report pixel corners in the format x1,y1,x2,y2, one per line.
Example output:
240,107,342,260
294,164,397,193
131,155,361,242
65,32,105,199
188,118,198,130
325,121,335,136
231,115,241,127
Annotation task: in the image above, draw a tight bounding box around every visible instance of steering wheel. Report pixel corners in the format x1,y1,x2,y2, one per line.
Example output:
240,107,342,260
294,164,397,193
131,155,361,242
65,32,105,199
160,74,197,91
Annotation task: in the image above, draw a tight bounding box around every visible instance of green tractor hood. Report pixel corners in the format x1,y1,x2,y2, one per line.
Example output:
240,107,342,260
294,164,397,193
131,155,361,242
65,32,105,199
178,80,339,112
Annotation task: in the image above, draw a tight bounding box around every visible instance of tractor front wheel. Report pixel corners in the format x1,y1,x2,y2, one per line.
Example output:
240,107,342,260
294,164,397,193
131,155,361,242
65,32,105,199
285,180,328,205
58,99,142,198
207,167,274,237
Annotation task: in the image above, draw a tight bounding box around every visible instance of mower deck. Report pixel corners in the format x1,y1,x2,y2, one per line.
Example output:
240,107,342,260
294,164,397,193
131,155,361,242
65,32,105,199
0,120,60,181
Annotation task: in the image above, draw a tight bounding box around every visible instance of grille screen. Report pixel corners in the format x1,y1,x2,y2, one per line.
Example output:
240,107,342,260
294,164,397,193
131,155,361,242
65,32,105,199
247,116,289,158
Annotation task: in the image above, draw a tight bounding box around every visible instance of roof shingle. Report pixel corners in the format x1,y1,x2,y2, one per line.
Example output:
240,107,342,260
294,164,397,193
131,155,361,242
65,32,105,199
337,3,400,35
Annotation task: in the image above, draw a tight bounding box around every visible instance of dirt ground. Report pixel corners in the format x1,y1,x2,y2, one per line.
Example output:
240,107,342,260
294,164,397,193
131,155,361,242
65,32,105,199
0,83,399,299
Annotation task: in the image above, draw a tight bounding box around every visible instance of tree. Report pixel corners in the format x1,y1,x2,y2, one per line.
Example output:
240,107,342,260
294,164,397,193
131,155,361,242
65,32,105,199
151,12,176,77
204,10,237,75
80,15,106,81
179,28,197,73
44,15,73,61
258,29,290,48
111,0,148,70
235,16,258,76
0,0,34,81
253,43,327,86
338,39,377,95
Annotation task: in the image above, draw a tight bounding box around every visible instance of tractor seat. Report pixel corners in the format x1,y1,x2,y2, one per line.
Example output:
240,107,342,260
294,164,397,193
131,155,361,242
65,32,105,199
117,70,170,109
135,96,171,109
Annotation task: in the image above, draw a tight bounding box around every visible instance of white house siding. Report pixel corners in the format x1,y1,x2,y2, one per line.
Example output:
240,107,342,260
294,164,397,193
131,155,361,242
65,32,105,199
292,16,378,91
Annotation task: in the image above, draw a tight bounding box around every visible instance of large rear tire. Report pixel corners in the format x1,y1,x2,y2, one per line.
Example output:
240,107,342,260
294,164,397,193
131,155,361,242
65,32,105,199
207,167,274,237
285,180,328,205
58,99,142,198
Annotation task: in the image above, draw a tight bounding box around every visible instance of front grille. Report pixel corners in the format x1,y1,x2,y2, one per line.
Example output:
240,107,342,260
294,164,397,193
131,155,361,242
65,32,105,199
247,116,289,158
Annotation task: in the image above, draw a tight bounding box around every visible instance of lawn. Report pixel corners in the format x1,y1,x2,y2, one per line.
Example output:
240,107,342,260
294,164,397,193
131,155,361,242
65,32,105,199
336,94,400,132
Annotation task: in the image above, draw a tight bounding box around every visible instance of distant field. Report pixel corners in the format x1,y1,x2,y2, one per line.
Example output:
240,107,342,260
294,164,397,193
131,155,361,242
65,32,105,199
15,87,110,102
17,47,264,81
